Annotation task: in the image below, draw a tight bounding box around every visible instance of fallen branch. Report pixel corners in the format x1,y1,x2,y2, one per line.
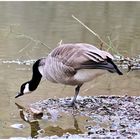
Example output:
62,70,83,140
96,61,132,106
16,33,51,53
72,15,123,57
72,15,110,48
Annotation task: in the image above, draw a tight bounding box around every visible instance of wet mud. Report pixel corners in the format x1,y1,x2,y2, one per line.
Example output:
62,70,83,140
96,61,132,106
14,95,140,139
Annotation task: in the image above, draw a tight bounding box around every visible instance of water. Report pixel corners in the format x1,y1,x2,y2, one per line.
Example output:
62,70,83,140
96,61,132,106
0,1,140,138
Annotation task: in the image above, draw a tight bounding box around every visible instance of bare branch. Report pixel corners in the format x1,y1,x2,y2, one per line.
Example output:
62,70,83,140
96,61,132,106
72,15,110,48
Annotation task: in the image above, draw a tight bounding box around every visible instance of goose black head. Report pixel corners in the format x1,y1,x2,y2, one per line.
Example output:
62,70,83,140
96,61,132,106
15,59,43,98
15,81,31,98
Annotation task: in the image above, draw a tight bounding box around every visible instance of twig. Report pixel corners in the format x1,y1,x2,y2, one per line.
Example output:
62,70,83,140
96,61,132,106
72,15,110,48
40,42,51,50
7,24,52,53
18,40,32,53
16,33,51,50
58,40,63,46
72,15,124,57
107,36,122,56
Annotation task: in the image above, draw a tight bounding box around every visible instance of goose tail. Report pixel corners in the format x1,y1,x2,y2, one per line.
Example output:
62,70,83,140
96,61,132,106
106,57,123,75
80,57,123,75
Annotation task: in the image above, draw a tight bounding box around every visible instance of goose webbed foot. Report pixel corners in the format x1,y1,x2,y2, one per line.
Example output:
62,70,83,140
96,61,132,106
61,101,77,109
69,101,77,109
61,84,83,109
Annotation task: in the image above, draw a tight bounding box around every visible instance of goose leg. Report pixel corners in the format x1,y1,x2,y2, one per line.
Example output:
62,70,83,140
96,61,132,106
70,84,83,106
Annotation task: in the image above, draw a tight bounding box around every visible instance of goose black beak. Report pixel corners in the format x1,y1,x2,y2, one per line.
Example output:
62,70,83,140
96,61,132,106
15,92,24,98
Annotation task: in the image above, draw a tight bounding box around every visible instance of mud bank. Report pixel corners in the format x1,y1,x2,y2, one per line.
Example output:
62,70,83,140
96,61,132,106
22,95,140,139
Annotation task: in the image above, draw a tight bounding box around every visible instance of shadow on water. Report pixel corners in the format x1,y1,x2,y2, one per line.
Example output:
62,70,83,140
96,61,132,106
15,103,83,138
43,117,82,137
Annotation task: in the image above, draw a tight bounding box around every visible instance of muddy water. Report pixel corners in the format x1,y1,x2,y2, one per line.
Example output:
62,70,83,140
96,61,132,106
0,2,140,138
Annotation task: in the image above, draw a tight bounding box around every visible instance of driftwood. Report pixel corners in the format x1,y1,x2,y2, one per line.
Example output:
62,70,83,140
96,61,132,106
114,55,140,71
15,103,43,122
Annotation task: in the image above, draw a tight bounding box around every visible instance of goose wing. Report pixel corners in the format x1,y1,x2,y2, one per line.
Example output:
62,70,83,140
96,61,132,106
50,43,114,71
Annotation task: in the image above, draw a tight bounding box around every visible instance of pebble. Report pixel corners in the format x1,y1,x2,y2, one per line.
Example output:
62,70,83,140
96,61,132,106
10,123,25,129
30,95,140,139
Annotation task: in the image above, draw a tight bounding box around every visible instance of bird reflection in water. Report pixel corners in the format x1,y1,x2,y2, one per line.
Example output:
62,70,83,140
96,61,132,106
15,103,83,138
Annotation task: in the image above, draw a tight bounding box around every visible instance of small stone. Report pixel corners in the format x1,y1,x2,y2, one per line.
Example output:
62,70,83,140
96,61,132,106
37,129,45,134
10,123,25,129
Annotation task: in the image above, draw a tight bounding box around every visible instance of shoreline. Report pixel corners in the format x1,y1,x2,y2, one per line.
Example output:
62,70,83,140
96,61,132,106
14,95,140,139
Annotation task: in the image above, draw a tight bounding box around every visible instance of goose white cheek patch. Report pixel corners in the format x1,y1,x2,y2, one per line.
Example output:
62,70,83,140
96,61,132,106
23,83,30,94
38,66,44,76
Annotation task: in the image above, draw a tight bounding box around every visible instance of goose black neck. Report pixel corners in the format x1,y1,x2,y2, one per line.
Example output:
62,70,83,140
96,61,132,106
29,59,42,91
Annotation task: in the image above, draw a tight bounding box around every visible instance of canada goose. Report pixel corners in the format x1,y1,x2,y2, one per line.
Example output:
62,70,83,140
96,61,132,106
15,43,123,106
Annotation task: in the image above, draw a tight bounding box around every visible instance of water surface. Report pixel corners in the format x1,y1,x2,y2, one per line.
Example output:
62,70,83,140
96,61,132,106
0,1,140,138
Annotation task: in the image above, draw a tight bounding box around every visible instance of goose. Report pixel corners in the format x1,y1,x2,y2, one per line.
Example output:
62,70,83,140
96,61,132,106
15,43,123,106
